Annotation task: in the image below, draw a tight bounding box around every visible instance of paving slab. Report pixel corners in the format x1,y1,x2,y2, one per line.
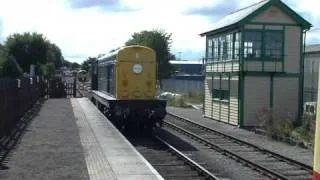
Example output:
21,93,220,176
0,99,89,180
71,98,164,180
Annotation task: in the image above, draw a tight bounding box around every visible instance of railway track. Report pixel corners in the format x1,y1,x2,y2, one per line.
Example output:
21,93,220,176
77,82,90,97
126,133,224,180
165,113,313,180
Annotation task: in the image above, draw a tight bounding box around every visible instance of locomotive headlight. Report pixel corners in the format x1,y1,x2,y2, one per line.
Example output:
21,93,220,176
132,64,143,74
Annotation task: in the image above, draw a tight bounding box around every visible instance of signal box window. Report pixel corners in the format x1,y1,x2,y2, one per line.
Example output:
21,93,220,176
265,31,283,61
243,31,262,59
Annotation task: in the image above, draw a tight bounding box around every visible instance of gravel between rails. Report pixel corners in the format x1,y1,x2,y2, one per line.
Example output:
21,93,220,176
167,107,313,167
0,99,89,180
164,113,312,179
126,131,223,180
159,128,271,180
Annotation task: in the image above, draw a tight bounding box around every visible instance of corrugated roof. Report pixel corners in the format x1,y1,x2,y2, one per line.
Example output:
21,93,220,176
305,44,320,53
200,0,269,36
200,0,312,36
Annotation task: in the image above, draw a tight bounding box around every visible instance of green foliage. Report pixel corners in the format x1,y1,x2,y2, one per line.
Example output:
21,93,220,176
62,59,72,68
291,114,316,143
186,91,204,104
47,43,63,69
81,57,97,72
125,29,176,80
36,63,47,76
0,54,23,78
257,109,315,146
5,32,48,72
166,95,188,108
71,62,81,70
45,62,56,76
4,32,63,75
257,109,295,138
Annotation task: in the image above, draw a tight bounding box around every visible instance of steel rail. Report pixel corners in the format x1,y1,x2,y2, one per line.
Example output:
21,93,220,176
164,121,292,180
167,112,313,172
153,135,220,180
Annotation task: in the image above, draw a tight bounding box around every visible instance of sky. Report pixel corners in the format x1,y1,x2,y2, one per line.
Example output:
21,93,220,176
0,0,319,63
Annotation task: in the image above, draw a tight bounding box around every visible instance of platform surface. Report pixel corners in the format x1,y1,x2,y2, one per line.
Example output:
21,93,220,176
71,98,163,180
0,98,163,180
0,99,89,180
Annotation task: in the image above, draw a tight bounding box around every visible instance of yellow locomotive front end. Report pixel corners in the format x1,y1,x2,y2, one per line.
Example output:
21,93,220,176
116,46,156,100
91,45,166,131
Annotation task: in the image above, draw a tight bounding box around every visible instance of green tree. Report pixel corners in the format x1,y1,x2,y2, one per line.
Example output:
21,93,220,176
37,63,47,76
81,57,97,72
0,54,23,78
62,59,72,69
81,61,90,72
125,30,176,81
5,32,49,73
45,62,56,76
4,32,64,76
47,43,63,69
71,62,80,70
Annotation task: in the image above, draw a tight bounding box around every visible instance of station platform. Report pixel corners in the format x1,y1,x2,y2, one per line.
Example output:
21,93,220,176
72,98,163,180
167,106,313,167
0,98,163,180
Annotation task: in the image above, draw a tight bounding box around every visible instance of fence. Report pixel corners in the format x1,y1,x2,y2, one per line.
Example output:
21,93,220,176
304,88,317,102
161,75,204,95
0,77,44,136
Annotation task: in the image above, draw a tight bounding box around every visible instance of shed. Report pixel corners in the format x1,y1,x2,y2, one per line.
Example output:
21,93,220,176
304,44,320,102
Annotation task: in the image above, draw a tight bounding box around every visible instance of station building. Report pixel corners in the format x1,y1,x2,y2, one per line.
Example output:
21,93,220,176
200,0,311,127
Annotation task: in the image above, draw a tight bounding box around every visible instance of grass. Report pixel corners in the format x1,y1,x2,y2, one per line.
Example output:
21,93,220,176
257,109,315,148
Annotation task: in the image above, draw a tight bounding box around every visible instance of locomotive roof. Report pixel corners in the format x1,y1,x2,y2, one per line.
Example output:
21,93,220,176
97,45,154,63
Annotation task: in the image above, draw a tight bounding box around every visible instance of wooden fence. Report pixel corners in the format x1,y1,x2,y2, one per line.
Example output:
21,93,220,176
0,77,45,136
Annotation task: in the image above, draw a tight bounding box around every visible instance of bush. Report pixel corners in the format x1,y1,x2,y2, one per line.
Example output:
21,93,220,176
159,91,203,107
291,114,316,143
257,108,294,138
159,92,188,107
0,54,23,78
186,91,203,104
257,109,316,146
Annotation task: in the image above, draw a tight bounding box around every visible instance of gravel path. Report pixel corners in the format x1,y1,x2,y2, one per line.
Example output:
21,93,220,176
0,99,89,180
167,106,313,167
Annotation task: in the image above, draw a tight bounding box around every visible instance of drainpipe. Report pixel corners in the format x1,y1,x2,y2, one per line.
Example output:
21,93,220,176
312,61,315,101
300,29,307,118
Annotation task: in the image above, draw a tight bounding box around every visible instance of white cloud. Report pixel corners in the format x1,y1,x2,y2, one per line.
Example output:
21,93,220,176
0,0,213,62
293,0,320,16
0,0,319,63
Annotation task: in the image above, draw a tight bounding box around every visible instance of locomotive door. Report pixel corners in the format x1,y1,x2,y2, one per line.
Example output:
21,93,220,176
106,65,114,94
91,60,98,90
